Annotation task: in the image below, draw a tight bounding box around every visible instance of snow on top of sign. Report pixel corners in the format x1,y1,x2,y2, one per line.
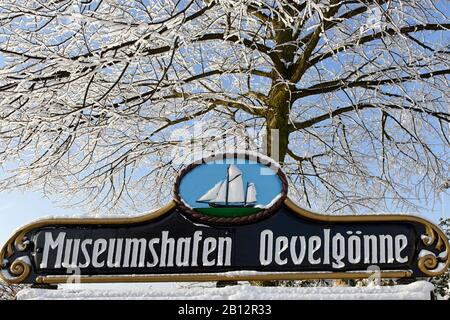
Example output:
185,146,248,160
255,194,282,209
430,263,447,273
0,269,15,281
6,205,163,232
184,149,283,170
177,208,212,228
286,198,446,233
419,249,436,258
16,281,435,300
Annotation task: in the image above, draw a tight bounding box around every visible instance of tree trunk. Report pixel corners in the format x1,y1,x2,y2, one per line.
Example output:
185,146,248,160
265,83,291,163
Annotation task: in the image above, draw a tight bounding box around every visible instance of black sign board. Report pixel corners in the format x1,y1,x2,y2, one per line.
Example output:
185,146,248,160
1,153,449,284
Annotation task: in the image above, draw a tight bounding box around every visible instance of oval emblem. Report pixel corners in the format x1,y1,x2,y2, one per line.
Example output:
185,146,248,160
174,153,288,225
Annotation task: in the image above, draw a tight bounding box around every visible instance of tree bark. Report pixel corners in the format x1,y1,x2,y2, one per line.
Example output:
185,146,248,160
265,82,292,163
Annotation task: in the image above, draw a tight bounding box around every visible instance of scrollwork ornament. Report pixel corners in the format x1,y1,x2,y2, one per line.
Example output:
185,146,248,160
418,226,450,277
421,225,435,246
418,254,438,275
1,258,31,284
14,232,30,252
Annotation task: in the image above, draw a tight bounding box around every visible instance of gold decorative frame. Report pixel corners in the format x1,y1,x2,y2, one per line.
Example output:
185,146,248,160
35,271,412,284
0,199,448,285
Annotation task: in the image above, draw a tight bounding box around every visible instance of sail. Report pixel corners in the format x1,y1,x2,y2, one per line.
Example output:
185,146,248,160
196,164,257,206
228,164,242,181
227,165,245,203
246,183,257,203
197,180,223,202
214,179,228,203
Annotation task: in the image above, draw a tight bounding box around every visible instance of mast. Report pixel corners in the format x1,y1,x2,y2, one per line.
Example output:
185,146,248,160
244,182,249,206
225,165,230,206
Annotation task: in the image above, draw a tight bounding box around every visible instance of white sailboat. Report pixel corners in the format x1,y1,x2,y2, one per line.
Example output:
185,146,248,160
197,165,257,207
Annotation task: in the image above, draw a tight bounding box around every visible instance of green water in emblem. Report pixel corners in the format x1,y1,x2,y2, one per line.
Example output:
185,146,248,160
194,207,262,217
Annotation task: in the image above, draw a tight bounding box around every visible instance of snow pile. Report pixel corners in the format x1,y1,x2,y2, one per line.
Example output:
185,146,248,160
17,281,434,300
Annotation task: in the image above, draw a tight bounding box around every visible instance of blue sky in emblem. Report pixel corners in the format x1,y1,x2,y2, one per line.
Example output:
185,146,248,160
179,159,282,208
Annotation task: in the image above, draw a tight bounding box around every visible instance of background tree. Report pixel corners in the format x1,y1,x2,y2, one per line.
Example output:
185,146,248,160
0,281,24,300
432,217,450,299
0,0,448,214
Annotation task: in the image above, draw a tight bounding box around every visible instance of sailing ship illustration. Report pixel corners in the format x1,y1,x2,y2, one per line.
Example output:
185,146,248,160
197,164,257,207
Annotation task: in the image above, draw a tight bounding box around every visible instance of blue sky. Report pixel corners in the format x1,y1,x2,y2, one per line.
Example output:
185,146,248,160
0,191,86,243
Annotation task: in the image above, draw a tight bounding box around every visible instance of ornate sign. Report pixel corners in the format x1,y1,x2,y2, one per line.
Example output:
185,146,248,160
1,153,449,285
